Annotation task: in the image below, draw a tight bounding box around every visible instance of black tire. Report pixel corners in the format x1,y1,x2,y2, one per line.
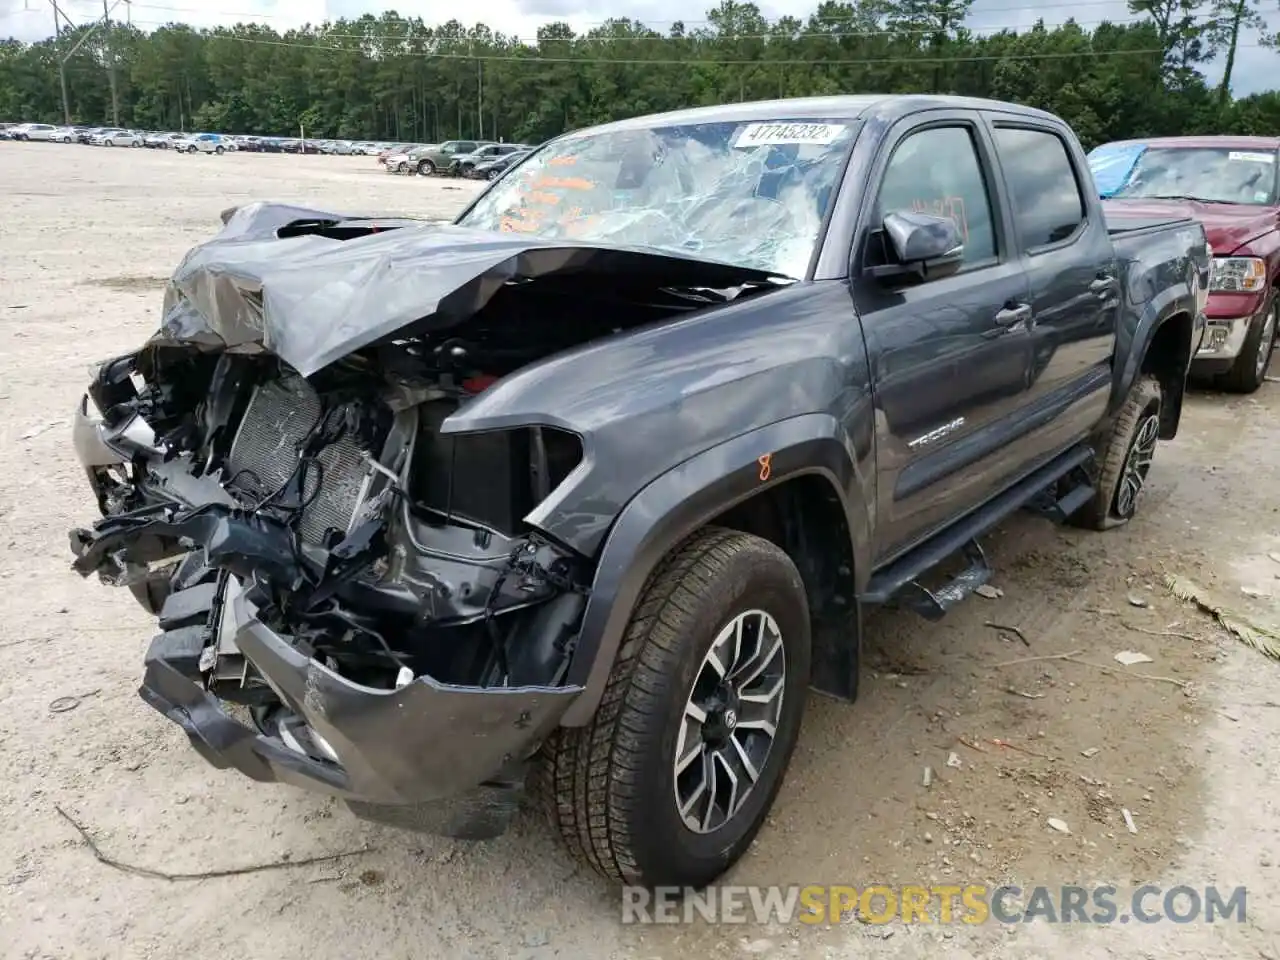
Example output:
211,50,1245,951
1219,298,1277,394
487,168,500,180
1071,375,1163,531
215,146,224,155
417,159,434,176
535,526,811,888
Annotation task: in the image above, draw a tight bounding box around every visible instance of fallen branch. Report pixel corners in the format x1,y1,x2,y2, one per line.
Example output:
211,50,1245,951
1060,656,1189,689
54,805,374,882
1004,687,1045,700
992,650,1082,668
1121,621,1203,643
988,738,1056,760
986,622,1031,647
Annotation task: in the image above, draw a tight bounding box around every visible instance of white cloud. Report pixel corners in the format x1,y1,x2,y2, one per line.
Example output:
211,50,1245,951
2,0,1275,94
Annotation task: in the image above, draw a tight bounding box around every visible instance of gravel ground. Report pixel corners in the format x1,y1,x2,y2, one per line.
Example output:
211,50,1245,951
2,144,1279,960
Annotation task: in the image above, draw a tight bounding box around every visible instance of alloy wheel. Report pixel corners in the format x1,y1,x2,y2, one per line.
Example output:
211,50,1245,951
673,609,786,834
1255,302,1278,380
1115,413,1160,518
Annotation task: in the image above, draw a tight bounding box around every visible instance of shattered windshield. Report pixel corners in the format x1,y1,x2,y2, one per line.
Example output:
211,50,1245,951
456,118,860,278
1107,147,1279,205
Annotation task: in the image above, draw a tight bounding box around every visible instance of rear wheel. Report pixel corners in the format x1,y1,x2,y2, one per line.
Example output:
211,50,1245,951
1220,298,1277,394
215,145,225,155
417,159,435,176
535,526,811,888
1071,375,1163,531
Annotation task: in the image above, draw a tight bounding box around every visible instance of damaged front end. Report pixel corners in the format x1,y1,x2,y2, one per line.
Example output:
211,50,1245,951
71,345,588,836
67,202,785,837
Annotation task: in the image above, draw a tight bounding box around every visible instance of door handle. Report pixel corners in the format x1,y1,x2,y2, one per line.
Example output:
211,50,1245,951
994,303,1032,327
1090,273,1117,296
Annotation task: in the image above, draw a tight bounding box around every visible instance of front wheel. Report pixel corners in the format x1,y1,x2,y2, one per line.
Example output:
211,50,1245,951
215,146,224,155
487,168,500,180
536,526,811,888
1071,375,1163,531
1220,299,1277,394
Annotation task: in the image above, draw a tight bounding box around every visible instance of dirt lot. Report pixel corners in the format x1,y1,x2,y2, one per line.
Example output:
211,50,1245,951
2,144,1279,960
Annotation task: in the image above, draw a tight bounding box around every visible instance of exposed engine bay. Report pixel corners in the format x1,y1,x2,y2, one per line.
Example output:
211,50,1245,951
67,202,786,825
73,341,590,699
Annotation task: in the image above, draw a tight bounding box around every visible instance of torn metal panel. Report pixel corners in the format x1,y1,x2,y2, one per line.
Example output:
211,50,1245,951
156,201,784,378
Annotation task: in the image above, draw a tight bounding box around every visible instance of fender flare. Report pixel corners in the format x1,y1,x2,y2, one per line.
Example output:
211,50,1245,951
558,413,869,727
1109,280,1201,420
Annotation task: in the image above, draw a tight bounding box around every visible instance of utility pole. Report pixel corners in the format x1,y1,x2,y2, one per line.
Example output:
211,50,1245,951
49,0,72,124
52,0,125,128
103,0,120,127
476,59,483,140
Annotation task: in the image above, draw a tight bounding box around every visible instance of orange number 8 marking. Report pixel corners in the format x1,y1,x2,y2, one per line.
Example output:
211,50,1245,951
758,454,772,482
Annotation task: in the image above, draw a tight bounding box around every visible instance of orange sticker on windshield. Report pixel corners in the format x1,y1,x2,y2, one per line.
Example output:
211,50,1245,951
532,175,596,192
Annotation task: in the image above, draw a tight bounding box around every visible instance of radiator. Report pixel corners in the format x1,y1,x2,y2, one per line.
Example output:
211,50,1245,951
226,375,370,545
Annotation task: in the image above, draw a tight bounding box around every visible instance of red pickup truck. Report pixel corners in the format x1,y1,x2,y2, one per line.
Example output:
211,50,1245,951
1089,135,1279,392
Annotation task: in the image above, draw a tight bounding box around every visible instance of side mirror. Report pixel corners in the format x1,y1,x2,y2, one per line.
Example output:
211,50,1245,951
868,211,965,283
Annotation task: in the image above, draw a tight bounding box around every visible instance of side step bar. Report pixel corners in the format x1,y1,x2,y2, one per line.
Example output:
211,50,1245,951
861,443,1095,617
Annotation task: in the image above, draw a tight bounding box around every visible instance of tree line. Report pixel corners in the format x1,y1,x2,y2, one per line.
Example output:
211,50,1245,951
1,0,1278,149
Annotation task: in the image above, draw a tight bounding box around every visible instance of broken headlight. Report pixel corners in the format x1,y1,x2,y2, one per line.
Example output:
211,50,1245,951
410,416,583,536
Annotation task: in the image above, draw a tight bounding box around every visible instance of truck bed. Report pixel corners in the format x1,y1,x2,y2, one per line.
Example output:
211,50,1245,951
1103,208,1196,237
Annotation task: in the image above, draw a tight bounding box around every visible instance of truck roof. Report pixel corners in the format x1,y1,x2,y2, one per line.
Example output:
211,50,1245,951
567,94,1065,137
1102,134,1280,150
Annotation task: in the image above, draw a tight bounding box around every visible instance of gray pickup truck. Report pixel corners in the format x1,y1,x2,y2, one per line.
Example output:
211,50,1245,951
67,95,1208,891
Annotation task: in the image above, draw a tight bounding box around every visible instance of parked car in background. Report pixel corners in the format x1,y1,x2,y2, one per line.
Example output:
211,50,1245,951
176,133,236,154
384,148,417,174
90,128,143,147
447,142,528,177
469,148,531,180
76,127,103,144
413,139,489,176
67,95,1208,892
233,136,264,152
50,126,77,143
1090,135,1280,392
377,142,413,164
145,131,181,148
11,122,60,141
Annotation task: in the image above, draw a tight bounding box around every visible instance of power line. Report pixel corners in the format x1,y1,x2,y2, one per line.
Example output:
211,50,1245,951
118,0,1239,26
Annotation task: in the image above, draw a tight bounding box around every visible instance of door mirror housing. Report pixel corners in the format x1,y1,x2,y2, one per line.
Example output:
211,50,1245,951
867,211,965,283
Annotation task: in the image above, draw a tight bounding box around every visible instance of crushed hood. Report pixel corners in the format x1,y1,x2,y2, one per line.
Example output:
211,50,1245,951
156,201,784,378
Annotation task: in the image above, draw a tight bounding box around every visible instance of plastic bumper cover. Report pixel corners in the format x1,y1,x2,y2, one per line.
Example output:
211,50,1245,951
139,589,583,809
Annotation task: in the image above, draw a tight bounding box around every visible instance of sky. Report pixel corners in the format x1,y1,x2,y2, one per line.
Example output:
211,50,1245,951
1,0,1276,96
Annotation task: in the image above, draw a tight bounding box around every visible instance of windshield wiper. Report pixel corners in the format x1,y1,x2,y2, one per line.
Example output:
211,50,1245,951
1131,194,1232,205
